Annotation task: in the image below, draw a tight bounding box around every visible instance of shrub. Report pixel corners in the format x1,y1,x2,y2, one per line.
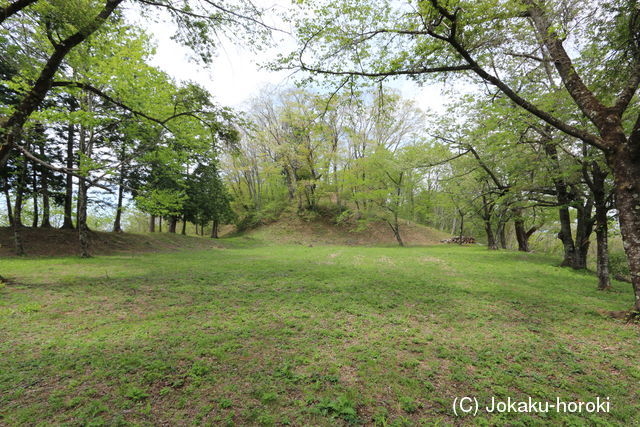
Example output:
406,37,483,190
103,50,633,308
235,211,262,232
609,251,630,277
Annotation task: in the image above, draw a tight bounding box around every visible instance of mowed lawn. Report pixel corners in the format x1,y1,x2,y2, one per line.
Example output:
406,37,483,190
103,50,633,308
0,242,638,426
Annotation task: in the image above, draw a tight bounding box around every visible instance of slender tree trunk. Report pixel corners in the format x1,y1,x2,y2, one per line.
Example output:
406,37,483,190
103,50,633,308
61,123,75,229
387,218,404,247
149,215,155,233
557,204,577,268
333,163,341,208
77,127,90,258
168,216,177,233
112,179,124,232
159,216,162,233
482,196,497,250
14,168,25,228
181,216,187,235
77,177,90,258
586,160,611,290
497,221,507,249
3,177,13,226
31,168,38,228
211,220,219,238
458,210,464,245
595,203,611,290
39,144,52,228
13,153,28,255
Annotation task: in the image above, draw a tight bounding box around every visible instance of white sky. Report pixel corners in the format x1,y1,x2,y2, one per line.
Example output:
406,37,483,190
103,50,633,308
125,2,454,115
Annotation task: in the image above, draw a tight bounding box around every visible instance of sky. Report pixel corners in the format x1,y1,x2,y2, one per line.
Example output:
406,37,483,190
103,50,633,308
125,1,454,115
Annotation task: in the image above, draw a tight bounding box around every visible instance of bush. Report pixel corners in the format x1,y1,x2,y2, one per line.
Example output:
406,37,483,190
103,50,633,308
314,203,348,222
609,251,630,277
262,199,288,221
335,209,354,226
235,200,287,232
235,211,262,232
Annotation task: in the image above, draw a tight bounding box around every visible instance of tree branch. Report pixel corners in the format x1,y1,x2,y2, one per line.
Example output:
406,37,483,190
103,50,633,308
15,144,114,192
0,0,125,166
0,0,38,24
525,1,608,129
614,62,640,114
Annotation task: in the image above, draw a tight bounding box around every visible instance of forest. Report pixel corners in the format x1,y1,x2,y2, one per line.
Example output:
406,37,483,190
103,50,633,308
1,0,639,425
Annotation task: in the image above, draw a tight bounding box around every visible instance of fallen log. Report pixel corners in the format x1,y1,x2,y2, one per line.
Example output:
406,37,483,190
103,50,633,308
440,236,476,244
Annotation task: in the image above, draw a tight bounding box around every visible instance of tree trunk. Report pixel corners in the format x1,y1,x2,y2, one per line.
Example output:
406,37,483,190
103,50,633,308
211,220,219,238
168,216,177,233
595,203,611,291
3,177,13,226
112,179,124,232
572,199,594,270
481,195,497,250
13,159,26,229
513,207,538,252
13,154,28,255
514,218,530,252
77,177,90,258
31,168,38,228
61,123,75,229
77,126,90,258
544,141,586,268
159,216,162,233
181,216,187,235
497,220,507,249
606,145,640,310
458,210,464,245
39,144,52,228
387,218,404,247
0,0,39,25
586,160,611,290
484,220,498,250
149,215,156,233
557,203,577,268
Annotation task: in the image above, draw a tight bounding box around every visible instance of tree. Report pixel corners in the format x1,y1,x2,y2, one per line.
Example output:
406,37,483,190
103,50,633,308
1,10,240,254
0,0,272,167
184,163,235,238
287,0,640,311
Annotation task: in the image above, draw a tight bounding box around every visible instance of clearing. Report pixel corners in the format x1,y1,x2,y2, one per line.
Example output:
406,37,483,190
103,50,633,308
0,238,638,425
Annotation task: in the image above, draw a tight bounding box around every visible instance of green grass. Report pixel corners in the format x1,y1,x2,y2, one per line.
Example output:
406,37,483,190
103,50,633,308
1,240,638,425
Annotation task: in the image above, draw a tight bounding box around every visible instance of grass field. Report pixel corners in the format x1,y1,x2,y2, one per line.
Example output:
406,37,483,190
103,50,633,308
1,239,638,425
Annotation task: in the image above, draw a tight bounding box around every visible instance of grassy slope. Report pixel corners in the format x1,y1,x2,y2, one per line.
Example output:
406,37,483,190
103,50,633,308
0,227,223,258
0,241,638,426
241,212,450,246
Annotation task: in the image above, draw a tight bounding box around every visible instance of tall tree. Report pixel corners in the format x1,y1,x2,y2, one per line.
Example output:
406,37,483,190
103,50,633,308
287,0,640,311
